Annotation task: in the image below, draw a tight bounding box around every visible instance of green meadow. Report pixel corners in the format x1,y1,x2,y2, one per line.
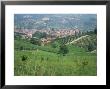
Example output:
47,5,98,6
14,42,97,76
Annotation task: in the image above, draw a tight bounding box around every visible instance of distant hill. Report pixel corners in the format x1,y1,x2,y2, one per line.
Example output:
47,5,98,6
14,14,97,32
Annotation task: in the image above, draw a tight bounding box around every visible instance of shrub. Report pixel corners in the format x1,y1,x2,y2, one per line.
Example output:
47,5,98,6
20,46,24,50
21,55,28,61
58,45,69,56
41,57,44,61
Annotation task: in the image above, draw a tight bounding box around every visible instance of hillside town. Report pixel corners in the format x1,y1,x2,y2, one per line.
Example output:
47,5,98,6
14,28,80,45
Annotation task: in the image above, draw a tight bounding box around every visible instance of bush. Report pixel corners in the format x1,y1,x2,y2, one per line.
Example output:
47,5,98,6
51,42,59,48
21,55,28,61
20,46,24,50
58,45,69,56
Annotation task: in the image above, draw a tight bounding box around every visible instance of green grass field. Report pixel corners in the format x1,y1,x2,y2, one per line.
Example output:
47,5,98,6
14,45,97,76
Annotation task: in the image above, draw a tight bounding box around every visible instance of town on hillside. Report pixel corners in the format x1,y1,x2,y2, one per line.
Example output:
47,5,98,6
14,28,80,45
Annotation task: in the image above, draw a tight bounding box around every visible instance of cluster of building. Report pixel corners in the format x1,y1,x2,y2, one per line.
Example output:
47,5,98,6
34,28,80,38
14,29,36,38
14,28,80,45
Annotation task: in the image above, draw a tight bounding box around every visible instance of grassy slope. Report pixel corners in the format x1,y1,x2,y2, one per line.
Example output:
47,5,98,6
14,39,37,49
14,44,97,76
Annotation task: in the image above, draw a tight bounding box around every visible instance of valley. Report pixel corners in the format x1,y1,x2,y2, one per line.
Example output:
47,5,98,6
14,14,97,76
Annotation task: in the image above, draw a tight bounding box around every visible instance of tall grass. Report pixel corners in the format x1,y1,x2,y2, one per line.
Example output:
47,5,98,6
14,49,97,76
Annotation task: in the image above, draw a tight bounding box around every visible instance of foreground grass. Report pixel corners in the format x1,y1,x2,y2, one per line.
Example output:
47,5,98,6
14,49,97,76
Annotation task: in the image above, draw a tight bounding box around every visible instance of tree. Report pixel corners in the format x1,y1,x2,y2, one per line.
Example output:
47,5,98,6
94,28,97,34
30,38,41,46
51,42,59,48
78,31,82,37
51,28,55,31
32,32,47,39
87,43,95,51
30,38,36,44
20,46,24,50
58,45,69,56
21,55,28,61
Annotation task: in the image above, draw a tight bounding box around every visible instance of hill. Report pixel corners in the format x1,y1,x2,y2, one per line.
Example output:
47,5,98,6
14,14,97,32
66,34,96,52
